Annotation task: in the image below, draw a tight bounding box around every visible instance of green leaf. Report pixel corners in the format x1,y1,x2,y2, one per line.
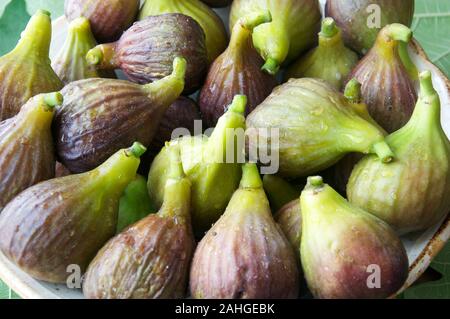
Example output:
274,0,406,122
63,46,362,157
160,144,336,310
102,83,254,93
0,0,29,55
25,0,64,18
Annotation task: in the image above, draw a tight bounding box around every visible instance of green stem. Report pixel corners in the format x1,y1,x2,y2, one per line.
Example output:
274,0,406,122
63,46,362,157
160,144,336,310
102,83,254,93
86,43,117,69
371,141,394,163
13,10,52,57
240,163,263,189
43,92,63,111
166,144,184,181
385,23,412,43
398,41,418,80
305,176,324,190
261,58,280,75
419,70,436,98
344,79,362,104
320,18,339,38
240,10,272,30
227,95,247,115
127,142,147,159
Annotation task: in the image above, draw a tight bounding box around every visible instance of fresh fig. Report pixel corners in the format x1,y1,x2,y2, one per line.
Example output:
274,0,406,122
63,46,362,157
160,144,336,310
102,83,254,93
348,24,418,133
84,146,194,299
348,71,450,235
54,57,186,173
286,17,359,90
139,0,228,63
201,0,232,8
87,14,208,94
55,162,71,178
65,0,140,43
325,0,415,54
0,10,63,121
148,95,247,236
190,163,299,299
199,11,277,128
230,0,321,75
0,93,62,211
52,17,115,85
274,199,302,261
0,142,146,283
301,176,409,299
263,174,301,213
246,78,394,179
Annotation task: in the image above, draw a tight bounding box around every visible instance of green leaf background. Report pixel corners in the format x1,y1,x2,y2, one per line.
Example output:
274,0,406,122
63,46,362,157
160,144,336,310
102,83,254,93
0,0,449,299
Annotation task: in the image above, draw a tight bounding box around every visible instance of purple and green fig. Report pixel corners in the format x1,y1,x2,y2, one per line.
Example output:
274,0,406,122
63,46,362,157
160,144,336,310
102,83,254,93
0,142,146,283
87,14,208,94
274,199,302,261
65,0,140,43
199,10,277,128
348,71,450,235
0,10,63,121
54,57,186,173
301,176,409,299
190,163,299,299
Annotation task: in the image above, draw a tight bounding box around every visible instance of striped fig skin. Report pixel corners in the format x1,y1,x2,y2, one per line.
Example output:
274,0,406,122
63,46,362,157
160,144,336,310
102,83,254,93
65,0,140,43
274,200,302,260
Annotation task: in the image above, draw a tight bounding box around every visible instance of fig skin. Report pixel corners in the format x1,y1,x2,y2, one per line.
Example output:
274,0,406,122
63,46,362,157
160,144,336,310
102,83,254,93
139,0,228,63
348,71,450,235
190,163,299,299
348,24,418,133
274,199,302,261
201,0,232,8
263,174,301,213
246,78,394,179
325,0,415,54
87,14,208,94
54,57,186,173
0,10,63,121
0,143,146,283
84,146,195,299
65,0,140,43
301,176,409,299
0,93,62,211
230,0,322,75
199,11,277,128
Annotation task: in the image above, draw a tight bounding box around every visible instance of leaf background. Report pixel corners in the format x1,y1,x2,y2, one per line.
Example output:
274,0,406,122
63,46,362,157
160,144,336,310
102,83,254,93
0,0,449,298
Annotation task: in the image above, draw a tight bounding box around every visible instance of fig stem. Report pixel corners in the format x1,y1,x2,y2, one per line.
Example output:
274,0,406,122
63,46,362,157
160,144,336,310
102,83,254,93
43,92,63,110
166,144,184,181
37,9,50,17
86,47,105,66
240,163,263,189
419,71,435,98
306,176,324,189
69,17,91,33
372,141,394,163
344,79,362,104
127,142,147,158
398,42,418,80
240,11,272,30
13,10,52,57
228,95,247,115
320,18,338,38
261,58,280,75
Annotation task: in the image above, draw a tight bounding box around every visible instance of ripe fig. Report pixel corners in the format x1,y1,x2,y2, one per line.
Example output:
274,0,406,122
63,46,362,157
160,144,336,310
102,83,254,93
65,0,140,43
190,163,299,299
0,142,146,283
139,0,228,63
263,174,301,213
301,176,409,299
148,95,247,236
201,0,232,8
0,10,63,121
348,71,450,235
0,93,62,211
84,146,195,299
230,0,321,75
325,0,415,54
274,199,302,261
348,24,418,133
52,17,115,85
54,57,186,173
199,11,277,128
286,18,359,90
246,78,394,179
55,162,71,178
87,14,208,94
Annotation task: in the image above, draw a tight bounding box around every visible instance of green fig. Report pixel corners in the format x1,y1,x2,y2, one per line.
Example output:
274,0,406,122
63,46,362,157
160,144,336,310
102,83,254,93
263,174,301,213
52,17,115,85
139,0,228,63
286,18,359,90
301,176,409,299
190,163,299,299
0,10,63,121
274,199,302,261
148,95,247,236
84,145,194,299
0,93,62,211
0,142,146,283
246,78,394,179
230,0,321,75
348,71,450,235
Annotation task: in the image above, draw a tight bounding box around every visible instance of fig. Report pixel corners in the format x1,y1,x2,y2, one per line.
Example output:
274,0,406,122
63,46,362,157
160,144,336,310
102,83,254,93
325,0,415,54
54,57,186,173
0,142,146,283
65,0,140,43
301,176,409,299
87,14,208,94
0,93,62,211
139,0,228,63
199,11,277,128
201,0,232,8
263,174,301,213
0,10,63,121
190,163,299,299
286,18,359,90
55,162,71,178
274,199,302,261
52,17,115,85
117,175,155,233
246,78,394,179
148,95,247,236
348,71,450,235
84,146,195,299
348,24,418,133
230,0,321,75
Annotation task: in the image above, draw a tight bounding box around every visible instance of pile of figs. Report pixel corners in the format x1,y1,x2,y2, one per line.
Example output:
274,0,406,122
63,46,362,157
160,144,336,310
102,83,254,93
0,0,448,300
